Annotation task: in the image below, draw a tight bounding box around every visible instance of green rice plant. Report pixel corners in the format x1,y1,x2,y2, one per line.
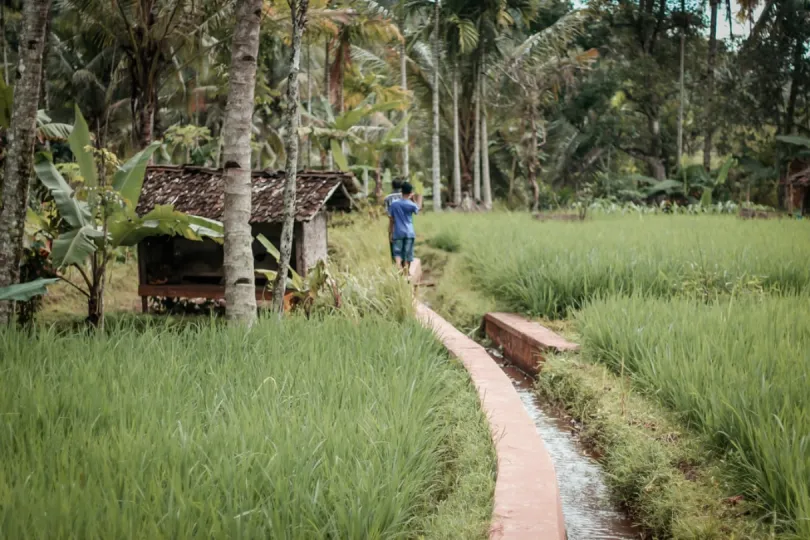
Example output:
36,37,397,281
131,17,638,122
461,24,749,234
576,294,810,537
426,230,462,253
0,316,493,539
421,213,810,318
335,267,415,322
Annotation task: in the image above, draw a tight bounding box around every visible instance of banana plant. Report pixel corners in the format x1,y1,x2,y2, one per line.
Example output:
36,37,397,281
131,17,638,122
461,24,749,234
28,106,223,326
254,234,337,315
302,95,404,171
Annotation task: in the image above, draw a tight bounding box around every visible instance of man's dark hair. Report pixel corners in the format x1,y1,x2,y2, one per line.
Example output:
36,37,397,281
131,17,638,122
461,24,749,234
392,179,403,191
401,182,414,195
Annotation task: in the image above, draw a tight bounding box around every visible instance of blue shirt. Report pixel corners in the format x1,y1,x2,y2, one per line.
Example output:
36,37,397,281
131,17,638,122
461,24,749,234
388,198,419,239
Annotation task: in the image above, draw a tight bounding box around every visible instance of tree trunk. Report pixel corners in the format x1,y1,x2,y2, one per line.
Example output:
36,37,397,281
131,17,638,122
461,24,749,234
452,66,462,206
676,15,685,169
87,277,102,327
431,0,441,211
399,10,410,181
528,109,540,212
307,38,312,168
272,0,309,314
222,0,261,325
323,37,332,168
136,91,156,150
1,2,7,84
784,35,803,135
703,0,718,171
481,61,492,210
324,38,330,105
473,63,481,202
375,157,383,199
0,0,51,324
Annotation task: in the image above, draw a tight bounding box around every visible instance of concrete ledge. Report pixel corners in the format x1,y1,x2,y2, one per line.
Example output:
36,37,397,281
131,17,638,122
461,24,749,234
416,303,566,540
483,313,579,376
409,258,422,284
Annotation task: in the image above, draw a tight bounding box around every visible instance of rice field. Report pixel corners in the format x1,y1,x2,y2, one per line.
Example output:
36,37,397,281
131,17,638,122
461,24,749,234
0,316,494,539
419,211,810,536
420,213,810,318
577,295,810,537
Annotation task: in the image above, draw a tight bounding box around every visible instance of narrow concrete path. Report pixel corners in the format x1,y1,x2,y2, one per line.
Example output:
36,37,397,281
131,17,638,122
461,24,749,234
416,303,566,540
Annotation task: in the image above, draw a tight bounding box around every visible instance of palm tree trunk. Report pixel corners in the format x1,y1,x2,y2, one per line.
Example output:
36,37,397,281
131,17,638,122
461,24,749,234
1,2,8,84
481,60,492,210
452,66,461,206
324,37,332,169
473,63,481,202
0,0,51,324
307,38,312,168
431,0,441,211
222,0,262,325
703,0,718,171
399,10,410,181
676,0,685,170
272,0,310,314
528,106,540,212
784,35,803,135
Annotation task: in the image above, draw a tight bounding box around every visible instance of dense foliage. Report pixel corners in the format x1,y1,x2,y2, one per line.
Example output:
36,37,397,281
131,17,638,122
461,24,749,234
1,0,807,208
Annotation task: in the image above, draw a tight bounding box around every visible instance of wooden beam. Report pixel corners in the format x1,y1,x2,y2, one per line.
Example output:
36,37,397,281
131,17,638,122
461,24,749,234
139,284,274,303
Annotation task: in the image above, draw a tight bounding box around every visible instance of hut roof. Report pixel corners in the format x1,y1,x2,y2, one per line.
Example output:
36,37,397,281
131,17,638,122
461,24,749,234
137,166,357,223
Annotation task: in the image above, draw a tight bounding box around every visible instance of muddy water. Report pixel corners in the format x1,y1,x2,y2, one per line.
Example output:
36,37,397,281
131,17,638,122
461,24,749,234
489,349,639,540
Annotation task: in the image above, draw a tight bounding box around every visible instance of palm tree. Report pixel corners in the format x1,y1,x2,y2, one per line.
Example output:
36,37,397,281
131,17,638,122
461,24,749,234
447,10,478,205
222,0,261,326
272,0,310,315
473,60,481,201
481,52,492,209
398,1,410,181
703,0,718,171
0,0,51,324
61,0,233,150
452,62,462,204
431,0,442,211
499,12,595,210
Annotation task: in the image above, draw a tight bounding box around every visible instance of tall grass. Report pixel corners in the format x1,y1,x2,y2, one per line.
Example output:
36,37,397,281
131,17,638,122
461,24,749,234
421,213,810,318
577,295,810,537
0,316,493,538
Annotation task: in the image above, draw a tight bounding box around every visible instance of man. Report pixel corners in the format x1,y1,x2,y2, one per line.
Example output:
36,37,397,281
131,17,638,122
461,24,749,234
383,179,403,262
387,182,421,274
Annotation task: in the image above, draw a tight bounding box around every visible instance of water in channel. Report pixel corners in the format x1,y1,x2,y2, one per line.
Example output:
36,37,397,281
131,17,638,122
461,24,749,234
488,349,640,540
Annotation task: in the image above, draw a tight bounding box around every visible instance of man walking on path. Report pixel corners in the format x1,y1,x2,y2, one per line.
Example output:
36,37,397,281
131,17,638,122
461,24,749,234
384,179,403,262
388,182,421,274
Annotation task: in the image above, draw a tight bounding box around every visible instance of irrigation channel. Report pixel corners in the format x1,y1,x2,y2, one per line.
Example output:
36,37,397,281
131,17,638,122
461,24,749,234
487,347,639,540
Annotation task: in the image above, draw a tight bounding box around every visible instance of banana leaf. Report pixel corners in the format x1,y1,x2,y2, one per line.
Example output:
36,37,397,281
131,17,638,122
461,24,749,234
52,225,104,267
68,105,98,187
0,278,60,301
112,142,161,207
35,160,92,228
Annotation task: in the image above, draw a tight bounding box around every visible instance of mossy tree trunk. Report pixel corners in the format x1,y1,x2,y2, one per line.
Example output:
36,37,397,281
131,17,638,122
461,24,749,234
0,0,52,324
222,0,262,325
